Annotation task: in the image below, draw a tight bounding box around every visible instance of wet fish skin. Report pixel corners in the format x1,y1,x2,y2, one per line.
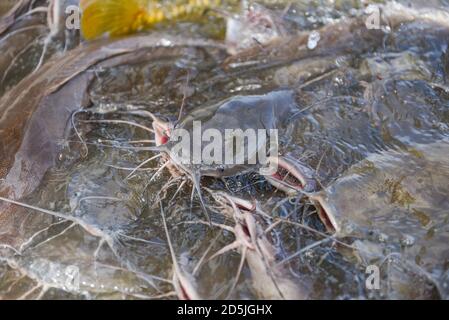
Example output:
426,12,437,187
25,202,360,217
311,139,449,296
165,90,300,178
443,48,449,83
0,34,221,183
215,193,307,299
245,235,308,300
313,139,449,237
0,0,32,36
80,0,233,40
0,34,221,250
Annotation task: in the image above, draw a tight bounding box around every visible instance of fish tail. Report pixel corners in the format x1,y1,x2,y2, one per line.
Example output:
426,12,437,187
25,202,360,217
81,0,225,40
142,0,225,29
81,0,154,40
162,0,222,19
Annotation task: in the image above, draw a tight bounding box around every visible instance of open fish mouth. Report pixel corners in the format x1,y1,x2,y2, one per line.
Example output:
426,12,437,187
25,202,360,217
271,166,304,189
154,122,170,146
2,0,449,300
265,157,340,234
149,113,171,146
265,156,316,194
310,194,339,234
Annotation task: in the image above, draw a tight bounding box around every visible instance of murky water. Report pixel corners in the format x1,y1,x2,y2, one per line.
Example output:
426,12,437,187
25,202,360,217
1,1,449,299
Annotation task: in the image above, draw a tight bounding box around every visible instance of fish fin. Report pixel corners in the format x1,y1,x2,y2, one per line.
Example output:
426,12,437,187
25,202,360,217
81,0,157,40
81,0,224,40
191,172,212,226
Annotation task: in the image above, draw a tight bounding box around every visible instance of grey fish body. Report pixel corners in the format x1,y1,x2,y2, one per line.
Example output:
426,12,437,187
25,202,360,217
244,222,308,300
315,139,449,236
312,139,449,292
165,90,300,178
